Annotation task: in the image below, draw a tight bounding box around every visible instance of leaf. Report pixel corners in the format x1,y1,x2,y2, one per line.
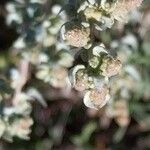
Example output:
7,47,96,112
71,122,97,146
113,127,127,143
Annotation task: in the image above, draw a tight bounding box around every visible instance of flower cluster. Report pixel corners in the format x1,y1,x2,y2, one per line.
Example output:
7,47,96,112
59,0,143,109
2,0,145,142
61,0,143,41
61,21,91,48
78,0,143,25
70,45,121,109
0,71,33,141
87,25,146,128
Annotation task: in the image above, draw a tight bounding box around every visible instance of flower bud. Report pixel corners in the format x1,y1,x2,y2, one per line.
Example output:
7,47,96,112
100,56,122,77
88,56,99,68
61,22,90,47
84,85,110,109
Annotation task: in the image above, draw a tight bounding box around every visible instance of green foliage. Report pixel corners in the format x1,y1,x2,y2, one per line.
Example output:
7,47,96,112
71,122,97,148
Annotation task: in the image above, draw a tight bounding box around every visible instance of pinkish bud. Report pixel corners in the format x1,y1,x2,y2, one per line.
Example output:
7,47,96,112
100,56,122,77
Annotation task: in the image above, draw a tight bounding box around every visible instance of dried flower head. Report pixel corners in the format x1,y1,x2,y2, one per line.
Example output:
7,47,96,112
84,85,110,109
61,22,90,47
112,0,143,22
100,56,122,77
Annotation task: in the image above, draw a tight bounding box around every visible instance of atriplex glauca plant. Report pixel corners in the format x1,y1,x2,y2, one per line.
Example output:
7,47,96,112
0,0,145,141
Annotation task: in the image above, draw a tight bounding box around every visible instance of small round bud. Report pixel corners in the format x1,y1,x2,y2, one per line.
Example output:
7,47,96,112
100,56,122,77
84,85,110,109
88,56,99,68
61,22,90,47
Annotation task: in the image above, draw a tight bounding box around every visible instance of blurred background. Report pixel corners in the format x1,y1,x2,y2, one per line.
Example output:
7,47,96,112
0,0,150,149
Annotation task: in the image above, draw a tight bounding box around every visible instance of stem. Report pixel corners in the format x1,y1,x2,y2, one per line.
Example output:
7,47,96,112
12,59,29,105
